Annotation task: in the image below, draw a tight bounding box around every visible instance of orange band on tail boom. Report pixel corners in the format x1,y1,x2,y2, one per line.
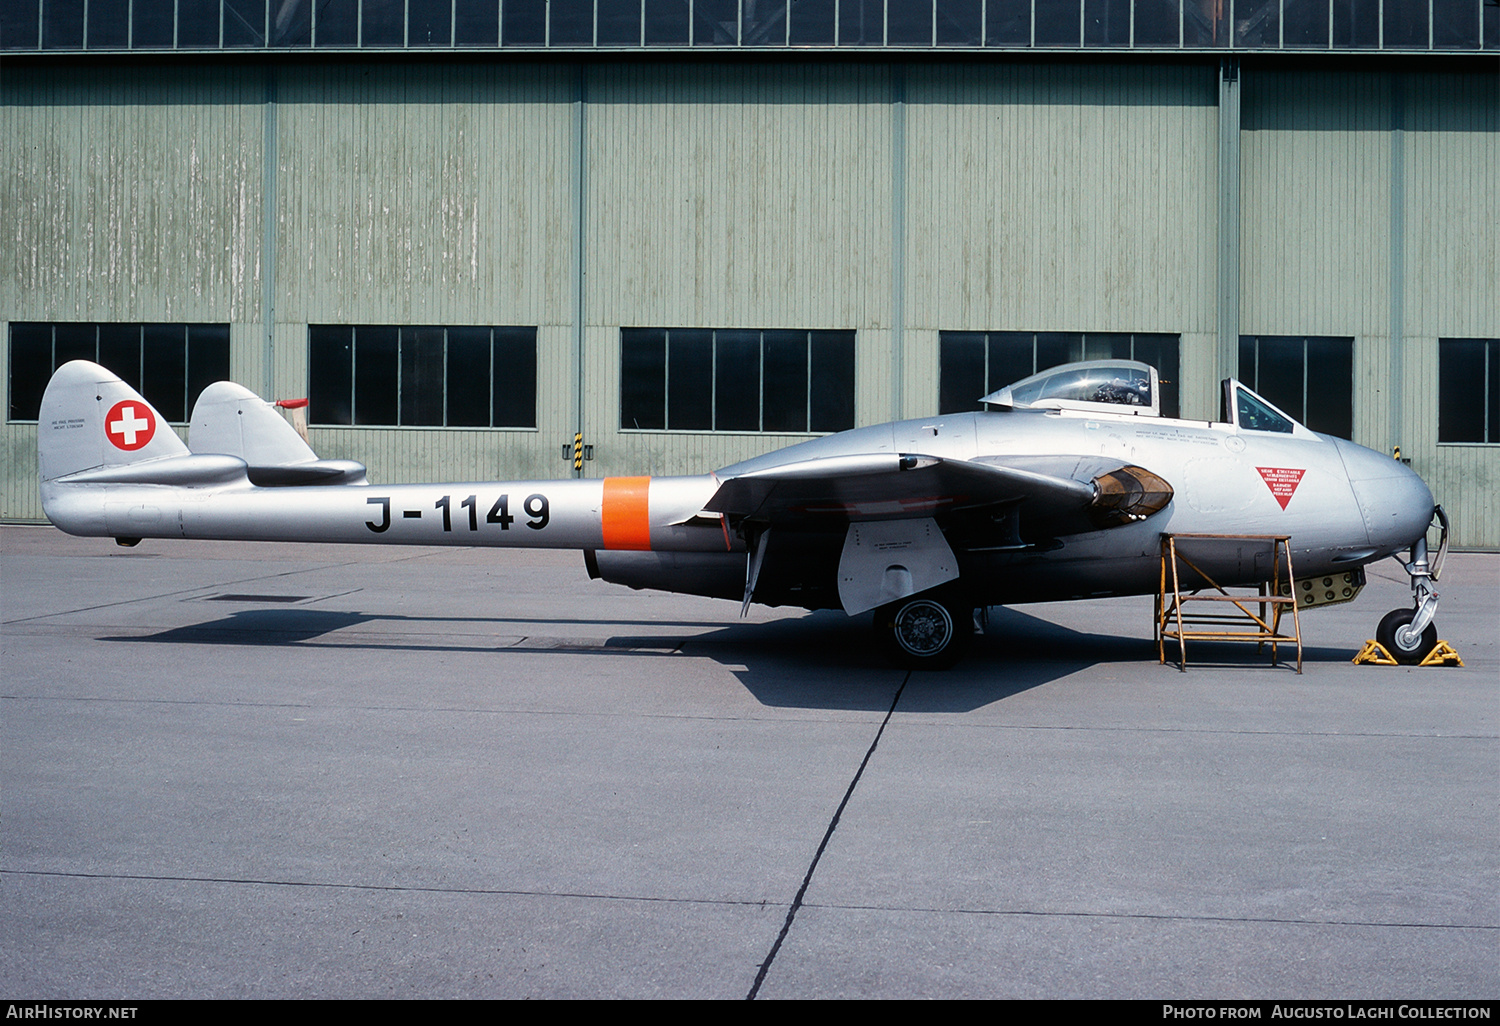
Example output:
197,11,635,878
601,476,652,550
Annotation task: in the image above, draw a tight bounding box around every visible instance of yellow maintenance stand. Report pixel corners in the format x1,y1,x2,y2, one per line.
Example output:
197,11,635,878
1156,533,1302,673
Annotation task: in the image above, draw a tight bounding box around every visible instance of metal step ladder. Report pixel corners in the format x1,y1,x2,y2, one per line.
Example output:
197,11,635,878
1156,533,1303,673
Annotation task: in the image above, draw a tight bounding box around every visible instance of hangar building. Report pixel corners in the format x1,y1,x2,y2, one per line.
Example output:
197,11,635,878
3,0,1496,546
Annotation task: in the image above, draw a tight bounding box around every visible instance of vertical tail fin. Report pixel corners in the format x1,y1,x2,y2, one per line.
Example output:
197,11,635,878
38,361,188,483
188,380,367,486
189,381,320,466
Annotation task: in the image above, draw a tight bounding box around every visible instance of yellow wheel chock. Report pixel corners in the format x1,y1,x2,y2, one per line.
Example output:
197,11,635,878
1420,641,1465,667
1352,639,1464,667
1353,640,1399,665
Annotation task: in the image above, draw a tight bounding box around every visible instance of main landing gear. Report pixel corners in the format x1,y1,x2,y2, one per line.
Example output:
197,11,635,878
875,589,972,669
1375,507,1448,666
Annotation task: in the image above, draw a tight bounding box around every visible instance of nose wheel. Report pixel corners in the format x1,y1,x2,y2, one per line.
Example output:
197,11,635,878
1376,608,1438,665
875,591,971,669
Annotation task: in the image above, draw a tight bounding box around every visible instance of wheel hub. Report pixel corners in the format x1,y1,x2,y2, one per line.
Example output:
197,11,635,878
1394,625,1421,651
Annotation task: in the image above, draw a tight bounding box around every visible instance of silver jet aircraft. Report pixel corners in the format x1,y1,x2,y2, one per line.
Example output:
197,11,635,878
36,358,1446,668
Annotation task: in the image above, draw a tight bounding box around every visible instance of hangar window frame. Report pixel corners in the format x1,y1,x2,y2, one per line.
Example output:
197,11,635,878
307,324,538,430
939,331,1180,419
619,327,856,434
1237,335,1354,440
1437,338,1499,444
7,321,230,424
5,0,1493,51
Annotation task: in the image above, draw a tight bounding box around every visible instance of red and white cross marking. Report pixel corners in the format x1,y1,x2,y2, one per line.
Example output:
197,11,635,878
105,400,156,451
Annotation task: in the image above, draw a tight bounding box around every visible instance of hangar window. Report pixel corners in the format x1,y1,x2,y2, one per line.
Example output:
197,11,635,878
939,332,1179,418
308,325,537,429
1237,336,1353,439
620,328,855,433
1438,338,1499,444
8,322,230,423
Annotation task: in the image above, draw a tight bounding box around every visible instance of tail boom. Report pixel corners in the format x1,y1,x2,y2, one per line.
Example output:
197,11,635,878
42,475,730,552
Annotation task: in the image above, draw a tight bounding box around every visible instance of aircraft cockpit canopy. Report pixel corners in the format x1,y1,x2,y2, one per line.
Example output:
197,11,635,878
981,360,1160,417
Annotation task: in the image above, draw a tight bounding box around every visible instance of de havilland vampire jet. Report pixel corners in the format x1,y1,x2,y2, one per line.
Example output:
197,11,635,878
36,358,1447,668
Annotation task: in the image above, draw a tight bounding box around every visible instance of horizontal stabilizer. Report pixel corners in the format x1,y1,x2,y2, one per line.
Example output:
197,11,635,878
57,453,250,487
246,461,369,486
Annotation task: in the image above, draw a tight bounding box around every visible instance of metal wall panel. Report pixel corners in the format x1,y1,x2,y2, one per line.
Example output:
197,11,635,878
1403,74,1498,341
583,63,893,330
905,62,1220,419
2,66,265,520
1,66,265,322
1404,75,1498,549
579,63,898,473
1,420,40,519
906,64,1219,330
1240,68,1498,547
1240,72,1395,341
1430,446,1500,549
275,62,576,327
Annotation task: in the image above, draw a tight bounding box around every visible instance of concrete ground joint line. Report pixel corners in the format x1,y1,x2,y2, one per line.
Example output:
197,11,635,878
746,671,911,1000
0,693,899,727
0,561,362,626
0,867,792,910
930,722,1499,741
793,899,1500,931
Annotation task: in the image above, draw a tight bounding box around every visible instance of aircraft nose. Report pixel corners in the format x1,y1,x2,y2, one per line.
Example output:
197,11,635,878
1336,439,1434,556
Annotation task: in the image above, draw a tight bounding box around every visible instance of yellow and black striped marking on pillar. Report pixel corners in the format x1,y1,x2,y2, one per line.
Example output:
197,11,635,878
573,432,583,472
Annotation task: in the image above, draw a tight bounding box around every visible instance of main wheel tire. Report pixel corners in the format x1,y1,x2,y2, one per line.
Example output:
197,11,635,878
876,593,971,670
1376,608,1438,665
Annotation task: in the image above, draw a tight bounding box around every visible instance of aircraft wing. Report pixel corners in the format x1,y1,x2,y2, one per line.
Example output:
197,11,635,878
703,452,1172,537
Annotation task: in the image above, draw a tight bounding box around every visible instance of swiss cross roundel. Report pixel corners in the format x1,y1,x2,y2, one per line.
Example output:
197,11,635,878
105,400,156,451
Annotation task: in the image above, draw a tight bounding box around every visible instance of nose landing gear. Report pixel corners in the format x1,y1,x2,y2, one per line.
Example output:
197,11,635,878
1375,506,1448,666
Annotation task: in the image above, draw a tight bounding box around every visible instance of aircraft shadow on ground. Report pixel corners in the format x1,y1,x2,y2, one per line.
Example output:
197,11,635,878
100,603,1357,713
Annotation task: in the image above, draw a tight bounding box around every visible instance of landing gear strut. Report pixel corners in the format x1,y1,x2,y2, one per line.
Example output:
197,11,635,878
1376,507,1447,665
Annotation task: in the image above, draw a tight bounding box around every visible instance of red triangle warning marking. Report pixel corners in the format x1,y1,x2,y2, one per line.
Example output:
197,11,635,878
1256,467,1306,510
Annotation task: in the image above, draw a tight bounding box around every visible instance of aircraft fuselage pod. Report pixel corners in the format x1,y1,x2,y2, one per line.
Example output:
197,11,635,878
36,358,1442,668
